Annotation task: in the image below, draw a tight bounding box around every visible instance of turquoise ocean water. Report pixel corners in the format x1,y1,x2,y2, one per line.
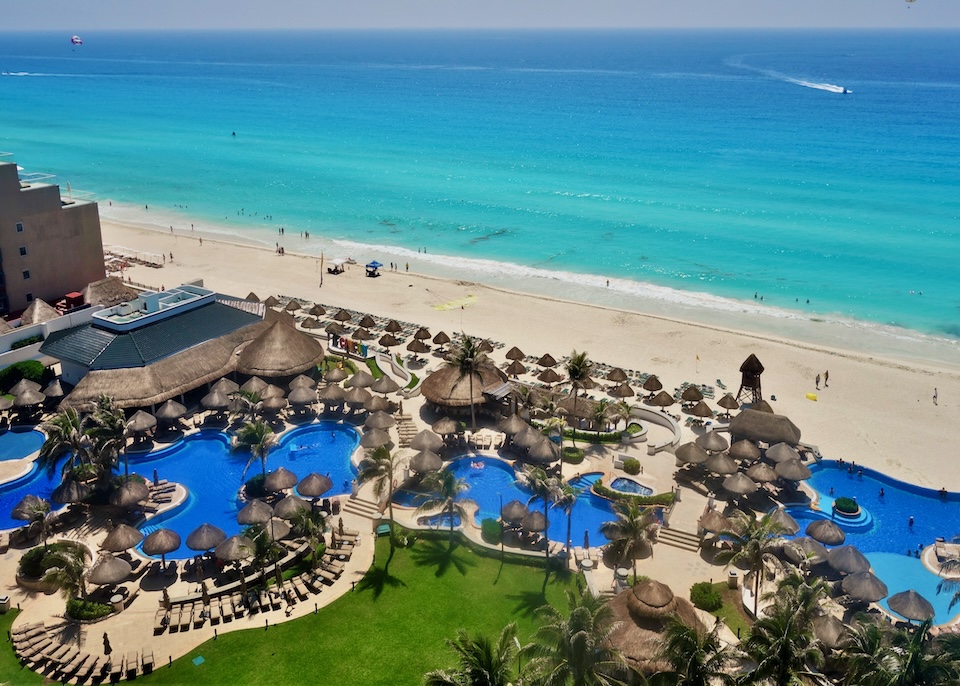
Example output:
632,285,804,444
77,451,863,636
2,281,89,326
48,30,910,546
1,30,958,361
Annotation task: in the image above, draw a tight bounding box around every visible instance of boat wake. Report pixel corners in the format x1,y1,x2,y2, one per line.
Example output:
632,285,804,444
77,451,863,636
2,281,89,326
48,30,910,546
726,56,851,93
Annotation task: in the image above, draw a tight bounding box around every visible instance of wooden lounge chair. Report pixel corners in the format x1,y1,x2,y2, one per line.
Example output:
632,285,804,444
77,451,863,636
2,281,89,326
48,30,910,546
142,649,155,675
18,637,52,661
291,575,309,600
306,574,324,593
52,647,80,673
259,589,271,611
208,597,221,624
316,567,339,584
231,592,246,618
39,642,71,666
125,651,139,679
61,650,90,678
269,591,282,610
221,596,236,622
77,654,102,681
154,608,170,634
108,654,125,681
194,604,208,629
179,602,194,631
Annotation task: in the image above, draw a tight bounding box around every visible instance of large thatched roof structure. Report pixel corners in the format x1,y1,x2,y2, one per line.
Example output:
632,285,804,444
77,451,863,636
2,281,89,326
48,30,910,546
0,318,14,335
420,363,507,408
236,321,324,377
83,277,138,307
728,408,801,446
20,299,59,325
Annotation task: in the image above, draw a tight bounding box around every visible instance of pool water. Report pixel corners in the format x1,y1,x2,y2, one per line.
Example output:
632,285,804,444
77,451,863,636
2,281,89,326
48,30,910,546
0,427,45,461
0,462,62,531
395,456,619,545
799,461,960,624
609,477,654,497
134,422,358,558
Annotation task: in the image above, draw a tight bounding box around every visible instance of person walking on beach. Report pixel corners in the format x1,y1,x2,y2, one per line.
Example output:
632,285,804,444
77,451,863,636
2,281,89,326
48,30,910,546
824,370,829,387
815,373,821,390
934,387,938,405
405,262,409,272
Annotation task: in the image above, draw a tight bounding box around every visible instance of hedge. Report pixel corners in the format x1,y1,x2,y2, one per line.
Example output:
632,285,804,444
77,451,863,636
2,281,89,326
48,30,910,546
18,541,85,579
561,447,585,465
0,360,47,393
833,496,858,514
481,518,502,545
622,458,641,475
690,581,723,612
592,479,676,507
66,599,113,621
244,474,268,499
10,335,43,351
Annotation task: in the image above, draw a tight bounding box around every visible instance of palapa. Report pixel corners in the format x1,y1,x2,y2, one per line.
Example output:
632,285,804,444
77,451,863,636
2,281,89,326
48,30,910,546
829,545,871,574
406,339,429,354
609,383,635,399
433,331,451,346
718,393,740,411
186,523,227,551
43,380,65,399
695,431,729,452
538,368,563,384
110,480,149,508
364,410,396,430
289,374,317,390
213,377,241,394
360,427,392,449
237,499,273,525
201,390,230,410
344,386,371,407
126,410,157,433
101,524,144,552
409,450,442,473
297,473,333,498
888,590,935,621
10,379,42,396
215,535,255,562
745,462,778,483
358,315,377,329
752,400,775,414
324,367,349,383
674,442,709,465
536,353,557,368
812,614,848,650
88,554,132,585
318,384,345,404
83,276,138,307
505,346,525,361
51,478,92,505
14,388,46,407
379,333,401,347
478,339,495,354
722,472,758,495
606,368,629,383
431,417,460,435
526,436,560,464
505,360,527,377
288,386,317,406
264,467,298,492
650,390,675,408
413,327,431,340
521,510,546,532
384,319,403,333
841,571,888,602
410,429,444,452
274,495,310,520
352,327,374,341
628,580,678,618
262,296,281,308
705,452,738,475
333,309,352,322
236,321,324,377
775,458,812,481
768,507,800,535
783,537,828,566
729,439,761,462
371,375,401,395
245,292,260,303
308,304,326,317
256,383,283,400
301,317,321,329
240,376,268,394
497,413,528,436
642,375,662,392
501,500,528,524
325,322,346,336
681,386,704,403
156,399,187,421
699,509,731,534
729,409,801,446
284,299,302,312
142,529,181,564
346,370,376,389
765,442,801,464
513,425,542,449
421,363,507,408
20,299,59,325
806,519,846,545
11,494,49,520
365,395,391,412
0,397,13,412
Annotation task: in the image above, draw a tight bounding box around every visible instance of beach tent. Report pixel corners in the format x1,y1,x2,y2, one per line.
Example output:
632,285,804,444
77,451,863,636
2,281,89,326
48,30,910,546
365,261,383,277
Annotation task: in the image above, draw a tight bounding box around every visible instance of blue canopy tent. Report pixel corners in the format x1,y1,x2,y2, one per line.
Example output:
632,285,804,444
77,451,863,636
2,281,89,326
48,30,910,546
365,261,383,277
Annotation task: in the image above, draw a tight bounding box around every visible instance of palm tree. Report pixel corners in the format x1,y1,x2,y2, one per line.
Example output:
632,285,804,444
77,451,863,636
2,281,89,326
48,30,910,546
591,399,611,437
418,468,470,549
741,600,823,686
20,497,54,550
524,588,627,686
42,545,88,600
290,507,327,569
764,571,831,629
88,394,127,483
610,401,633,432
235,420,276,480
231,390,262,424
840,620,960,686
247,523,285,588
357,446,402,564
517,466,561,590
555,483,580,563
448,335,487,431
423,622,522,686
714,510,786,617
38,406,92,479
650,614,736,686
599,501,658,580
565,350,593,447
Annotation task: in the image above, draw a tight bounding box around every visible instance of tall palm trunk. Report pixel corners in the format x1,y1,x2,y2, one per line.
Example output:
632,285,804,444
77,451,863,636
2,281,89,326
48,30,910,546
469,373,476,430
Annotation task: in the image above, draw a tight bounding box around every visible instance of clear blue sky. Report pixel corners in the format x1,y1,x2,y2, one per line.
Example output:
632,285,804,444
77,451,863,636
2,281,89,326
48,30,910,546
4,0,957,31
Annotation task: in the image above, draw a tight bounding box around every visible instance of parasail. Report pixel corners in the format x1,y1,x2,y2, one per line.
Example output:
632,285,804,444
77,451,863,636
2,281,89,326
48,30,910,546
71,35,83,45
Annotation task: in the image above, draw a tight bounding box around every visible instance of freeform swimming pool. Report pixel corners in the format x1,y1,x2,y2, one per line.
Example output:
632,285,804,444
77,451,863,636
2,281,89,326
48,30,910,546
609,477,654,497
0,427,45,461
134,422,359,558
0,462,61,531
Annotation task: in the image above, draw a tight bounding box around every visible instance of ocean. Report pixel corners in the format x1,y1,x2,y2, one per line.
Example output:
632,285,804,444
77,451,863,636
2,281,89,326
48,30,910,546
1,30,959,362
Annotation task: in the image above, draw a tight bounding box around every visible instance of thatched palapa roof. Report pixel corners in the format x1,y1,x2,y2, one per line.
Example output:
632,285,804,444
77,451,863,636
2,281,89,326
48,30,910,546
421,363,507,408
236,321,324,378
20,299,59,325
728,408,801,446
83,277,138,307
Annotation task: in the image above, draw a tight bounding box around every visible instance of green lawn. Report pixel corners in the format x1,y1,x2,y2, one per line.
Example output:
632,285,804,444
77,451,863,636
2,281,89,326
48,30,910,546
0,609,45,686
138,537,573,685
709,583,753,639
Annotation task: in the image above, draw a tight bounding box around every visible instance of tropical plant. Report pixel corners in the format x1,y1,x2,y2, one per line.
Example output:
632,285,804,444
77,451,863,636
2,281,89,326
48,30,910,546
565,351,593,447
356,445,403,565
41,545,89,600
447,335,487,430
609,401,633,432
88,394,127,483
418,468,470,549
231,390,262,423
516,466,561,590
247,523,285,587
591,398,611,436
763,571,832,629
555,482,580,563
741,600,823,686
38,406,92,479
235,420,276,480
714,510,786,617
290,507,327,569
599,501,658,580
19,497,53,550
649,614,736,686
689,582,722,612
524,588,627,686
839,619,960,686
423,622,522,686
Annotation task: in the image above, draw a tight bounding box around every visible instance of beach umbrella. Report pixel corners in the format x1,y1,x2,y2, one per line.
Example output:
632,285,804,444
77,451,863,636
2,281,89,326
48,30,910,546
237,499,273,525
379,333,401,347
768,507,800,535
606,368,629,383
365,395,392,412
264,467,298,493
478,339,495,354
240,376,267,394
325,322,346,336
538,368,563,384
527,436,561,464
101,524,144,552
215,535,255,562
536,353,558,368
261,518,293,541
309,304,326,317
729,439,761,462
513,425,542,449
186,523,227,552
14,389,45,408
274,495,310,520
142,529,181,565
414,327,431,340
776,458,812,481
261,396,288,412
766,442,801,464
806,520,846,546
201,390,230,411
522,510,546,532
746,462,778,483
842,571,888,602
344,387,372,408
410,450,443,473
828,545,871,574
432,417,460,436
211,377,240,395
9,379,41,396
11,494,48,521
288,386,317,406
297,473,333,498
260,384,285,399
410,430,444,452
385,319,403,333
888,590,935,622
246,292,260,303
642,375,662,392
365,410,396,430
505,346,525,361
812,614,848,650
126,410,157,434
505,360,527,377
285,299,302,312
318,384,345,404
783,537,829,566
675,442,709,465
360,428,392,449
699,509,732,534
433,331,451,347
301,317,321,329
681,386,704,403
110,480,149,508
371,375,401,395
358,315,377,329
752,400,775,414
722,472,758,495
0,397,12,412
346,370,376,389
497,414,528,436
51,478,92,505
289,374,317,390
696,431,729,453
609,383,635,399
501,500,528,525
262,296,280,308
650,391,675,408
324,367,349,383
43,380,65,399
718,393,740,413
689,401,714,419
406,339,429,354
704,452,738,475
88,554,132,586
333,309,352,322
156,399,187,421
352,327,374,341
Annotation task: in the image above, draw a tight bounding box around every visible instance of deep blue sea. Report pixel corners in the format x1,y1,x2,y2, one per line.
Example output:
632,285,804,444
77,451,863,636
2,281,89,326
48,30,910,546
1,30,959,357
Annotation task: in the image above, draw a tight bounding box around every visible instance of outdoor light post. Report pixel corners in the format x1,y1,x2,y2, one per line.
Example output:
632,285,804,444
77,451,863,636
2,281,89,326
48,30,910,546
499,493,504,557
513,636,522,677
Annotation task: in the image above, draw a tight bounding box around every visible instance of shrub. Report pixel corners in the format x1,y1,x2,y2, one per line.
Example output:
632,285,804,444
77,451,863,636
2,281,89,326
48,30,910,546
244,473,267,499
562,447,585,464
626,423,643,435
833,497,859,514
10,334,43,350
18,541,83,578
622,458,641,475
690,581,723,612
481,518,502,545
66,598,113,621
0,360,47,393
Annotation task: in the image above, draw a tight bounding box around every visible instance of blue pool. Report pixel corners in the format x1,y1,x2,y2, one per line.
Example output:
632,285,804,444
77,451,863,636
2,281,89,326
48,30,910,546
133,422,359,558
0,462,61,531
0,427,45,461
395,456,619,546
797,461,960,624
610,477,654,497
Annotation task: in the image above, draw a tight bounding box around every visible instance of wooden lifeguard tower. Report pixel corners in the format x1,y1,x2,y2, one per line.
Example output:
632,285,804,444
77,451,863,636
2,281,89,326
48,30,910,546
737,354,764,405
